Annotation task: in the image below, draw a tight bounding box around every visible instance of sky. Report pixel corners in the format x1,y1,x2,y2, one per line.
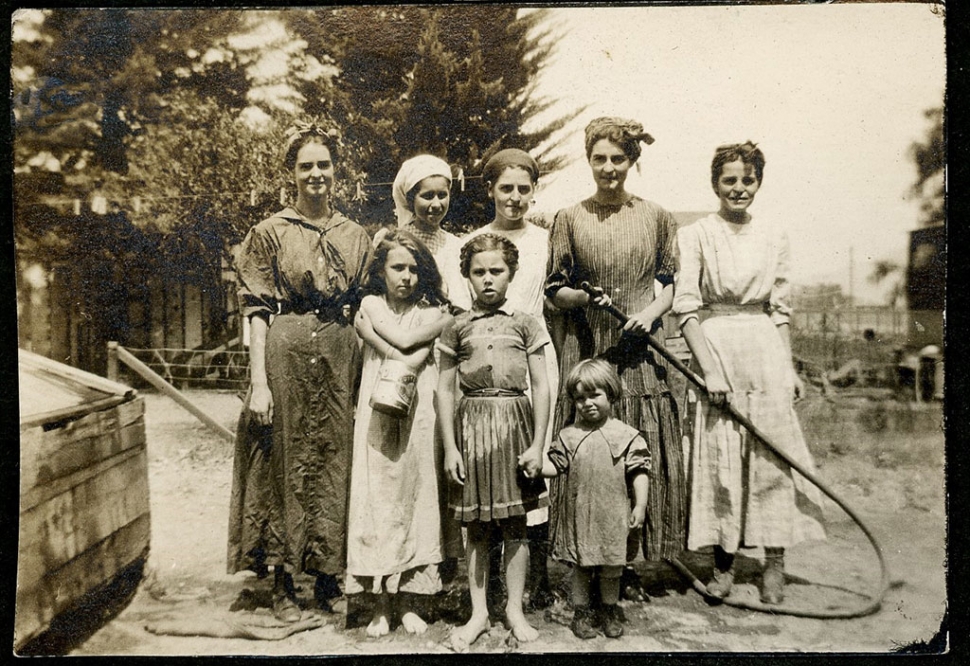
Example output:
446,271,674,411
525,4,946,305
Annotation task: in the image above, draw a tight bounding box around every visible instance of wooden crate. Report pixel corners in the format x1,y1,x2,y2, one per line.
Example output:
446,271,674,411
16,351,151,651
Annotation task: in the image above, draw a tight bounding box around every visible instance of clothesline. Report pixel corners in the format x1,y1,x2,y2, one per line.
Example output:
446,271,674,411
21,168,556,213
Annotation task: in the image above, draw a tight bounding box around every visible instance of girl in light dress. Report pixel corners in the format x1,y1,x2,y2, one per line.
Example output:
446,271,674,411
672,142,825,604
540,359,650,640
437,233,551,650
346,229,452,637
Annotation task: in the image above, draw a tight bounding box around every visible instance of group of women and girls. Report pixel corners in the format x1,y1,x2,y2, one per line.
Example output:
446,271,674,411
227,116,826,649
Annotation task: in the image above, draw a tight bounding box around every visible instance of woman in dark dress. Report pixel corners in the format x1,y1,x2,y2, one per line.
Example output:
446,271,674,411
545,117,686,599
227,123,372,622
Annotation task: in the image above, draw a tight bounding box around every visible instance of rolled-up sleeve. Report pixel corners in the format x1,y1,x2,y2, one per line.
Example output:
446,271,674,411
655,208,678,287
545,210,576,299
624,434,652,475
671,224,703,329
236,225,279,320
768,228,793,326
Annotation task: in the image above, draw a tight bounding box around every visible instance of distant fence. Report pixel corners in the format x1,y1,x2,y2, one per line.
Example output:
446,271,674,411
112,339,250,391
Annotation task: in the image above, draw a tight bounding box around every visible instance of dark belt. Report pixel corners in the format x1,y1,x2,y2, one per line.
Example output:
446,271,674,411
278,304,346,321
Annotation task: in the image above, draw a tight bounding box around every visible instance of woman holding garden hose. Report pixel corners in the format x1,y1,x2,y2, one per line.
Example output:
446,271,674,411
545,117,686,600
672,142,825,604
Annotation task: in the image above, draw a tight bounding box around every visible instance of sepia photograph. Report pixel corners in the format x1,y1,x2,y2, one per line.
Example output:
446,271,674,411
11,1,947,656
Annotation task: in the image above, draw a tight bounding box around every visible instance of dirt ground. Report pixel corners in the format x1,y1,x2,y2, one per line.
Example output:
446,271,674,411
59,388,946,656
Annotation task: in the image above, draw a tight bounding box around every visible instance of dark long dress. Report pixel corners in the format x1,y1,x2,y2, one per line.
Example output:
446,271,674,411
227,207,372,577
545,196,686,561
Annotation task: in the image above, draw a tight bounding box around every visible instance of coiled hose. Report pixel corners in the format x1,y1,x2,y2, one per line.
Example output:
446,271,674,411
579,282,889,618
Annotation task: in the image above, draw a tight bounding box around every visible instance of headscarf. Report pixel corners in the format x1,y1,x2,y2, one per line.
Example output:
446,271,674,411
392,155,453,227
584,116,655,163
482,148,540,185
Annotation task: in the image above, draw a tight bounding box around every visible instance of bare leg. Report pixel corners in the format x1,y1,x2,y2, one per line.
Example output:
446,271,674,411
504,539,538,642
398,594,428,635
451,523,491,651
366,589,390,638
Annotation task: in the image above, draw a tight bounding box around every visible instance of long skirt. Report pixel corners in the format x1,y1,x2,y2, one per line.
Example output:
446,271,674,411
685,313,826,552
227,313,361,576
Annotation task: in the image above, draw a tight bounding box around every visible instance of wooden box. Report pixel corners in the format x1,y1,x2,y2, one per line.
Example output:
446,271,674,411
16,350,151,651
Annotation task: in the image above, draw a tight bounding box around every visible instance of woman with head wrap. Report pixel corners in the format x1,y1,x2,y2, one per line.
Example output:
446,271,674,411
228,122,373,622
463,148,558,611
545,117,686,603
373,154,471,312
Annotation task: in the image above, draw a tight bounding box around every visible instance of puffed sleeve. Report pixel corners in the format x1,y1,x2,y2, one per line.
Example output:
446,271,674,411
624,433,652,475
655,206,678,287
545,208,578,299
519,312,550,354
436,317,460,358
236,223,279,320
768,227,793,326
547,434,570,474
347,225,375,312
671,223,703,329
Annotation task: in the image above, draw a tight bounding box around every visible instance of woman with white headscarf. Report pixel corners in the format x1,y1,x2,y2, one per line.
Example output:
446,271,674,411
373,154,471,312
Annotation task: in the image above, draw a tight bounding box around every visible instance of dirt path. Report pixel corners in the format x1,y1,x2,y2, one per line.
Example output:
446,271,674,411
68,389,946,655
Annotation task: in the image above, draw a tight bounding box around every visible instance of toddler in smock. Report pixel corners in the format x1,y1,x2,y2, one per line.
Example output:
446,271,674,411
541,358,651,640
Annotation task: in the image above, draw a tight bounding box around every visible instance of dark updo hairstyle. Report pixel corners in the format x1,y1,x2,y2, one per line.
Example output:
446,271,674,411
459,233,519,279
710,141,765,192
584,116,655,164
565,358,623,403
482,148,540,187
363,229,448,307
282,122,342,171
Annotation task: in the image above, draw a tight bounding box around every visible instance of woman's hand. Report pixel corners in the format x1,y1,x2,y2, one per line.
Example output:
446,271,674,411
623,305,662,336
444,446,465,486
705,375,731,407
585,285,613,310
629,504,647,530
249,383,274,426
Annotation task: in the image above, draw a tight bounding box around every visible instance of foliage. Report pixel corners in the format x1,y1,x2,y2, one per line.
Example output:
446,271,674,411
908,107,944,228
14,7,578,255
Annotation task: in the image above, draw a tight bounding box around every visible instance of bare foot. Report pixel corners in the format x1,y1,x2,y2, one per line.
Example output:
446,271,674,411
401,611,428,635
506,608,538,643
450,614,490,652
366,613,390,638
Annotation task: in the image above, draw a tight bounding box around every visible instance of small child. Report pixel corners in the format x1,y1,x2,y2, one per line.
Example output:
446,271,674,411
437,233,551,650
541,358,651,639
346,229,453,637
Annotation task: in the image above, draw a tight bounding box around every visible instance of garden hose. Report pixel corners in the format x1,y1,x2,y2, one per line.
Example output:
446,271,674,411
578,282,890,618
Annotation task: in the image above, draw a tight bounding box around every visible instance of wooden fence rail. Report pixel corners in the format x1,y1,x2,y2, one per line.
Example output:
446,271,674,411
107,341,235,443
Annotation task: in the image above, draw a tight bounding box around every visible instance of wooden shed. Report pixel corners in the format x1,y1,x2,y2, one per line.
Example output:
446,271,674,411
16,349,150,651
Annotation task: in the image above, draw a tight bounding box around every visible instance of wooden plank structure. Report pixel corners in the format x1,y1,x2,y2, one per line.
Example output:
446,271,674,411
16,349,150,651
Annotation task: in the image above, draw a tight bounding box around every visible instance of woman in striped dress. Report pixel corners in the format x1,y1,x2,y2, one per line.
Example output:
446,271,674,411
672,142,825,604
545,117,686,599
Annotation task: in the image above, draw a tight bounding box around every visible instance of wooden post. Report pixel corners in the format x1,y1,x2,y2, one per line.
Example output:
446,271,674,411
114,344,235,442
107,341,119,382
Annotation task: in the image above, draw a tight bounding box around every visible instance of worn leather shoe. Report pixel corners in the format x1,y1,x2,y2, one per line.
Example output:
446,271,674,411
570,605,598,640
601,604,624,638
273,592,302,623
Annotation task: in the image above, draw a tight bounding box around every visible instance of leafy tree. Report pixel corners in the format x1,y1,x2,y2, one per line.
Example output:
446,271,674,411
908,106,944,227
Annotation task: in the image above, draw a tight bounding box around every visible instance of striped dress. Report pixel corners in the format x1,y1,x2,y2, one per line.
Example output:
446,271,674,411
672,213,825,552
546,196,686,561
